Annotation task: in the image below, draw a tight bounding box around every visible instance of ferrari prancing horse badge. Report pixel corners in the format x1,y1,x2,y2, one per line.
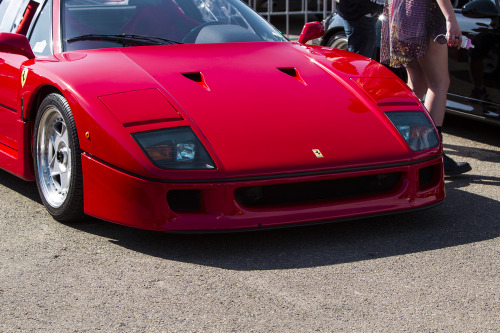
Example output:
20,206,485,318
21,68,28,87
312,149,324,158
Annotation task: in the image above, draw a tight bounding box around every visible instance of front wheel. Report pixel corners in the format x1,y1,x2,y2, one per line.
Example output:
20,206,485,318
33,93,84,222
326,31,348,50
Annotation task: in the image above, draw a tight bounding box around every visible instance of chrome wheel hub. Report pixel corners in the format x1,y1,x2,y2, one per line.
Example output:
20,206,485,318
36,107,72,208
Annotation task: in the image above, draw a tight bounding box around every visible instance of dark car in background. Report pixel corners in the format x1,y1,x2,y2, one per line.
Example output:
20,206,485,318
244,0,329,12
320,0,500,126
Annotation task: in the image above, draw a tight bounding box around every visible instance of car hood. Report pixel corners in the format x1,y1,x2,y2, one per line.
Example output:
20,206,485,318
54,42,422,176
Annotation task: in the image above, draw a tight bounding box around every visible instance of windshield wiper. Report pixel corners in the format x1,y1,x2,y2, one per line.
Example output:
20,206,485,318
67,34,183,46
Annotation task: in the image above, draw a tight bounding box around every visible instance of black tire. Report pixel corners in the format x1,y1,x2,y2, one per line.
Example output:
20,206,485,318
33,93,84,222
326,31,348,50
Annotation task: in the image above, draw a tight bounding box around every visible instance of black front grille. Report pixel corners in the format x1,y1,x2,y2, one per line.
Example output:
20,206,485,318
235,172,402,207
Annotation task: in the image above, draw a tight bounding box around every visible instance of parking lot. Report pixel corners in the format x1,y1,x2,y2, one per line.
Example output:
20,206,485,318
0,115,498,331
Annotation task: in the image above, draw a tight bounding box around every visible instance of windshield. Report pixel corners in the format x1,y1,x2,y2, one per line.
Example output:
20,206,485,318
63,0,286,51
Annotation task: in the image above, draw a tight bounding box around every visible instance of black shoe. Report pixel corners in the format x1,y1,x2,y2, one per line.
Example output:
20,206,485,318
443,154,471,176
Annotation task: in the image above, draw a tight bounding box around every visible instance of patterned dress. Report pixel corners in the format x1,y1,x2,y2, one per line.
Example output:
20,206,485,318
380,0,447,68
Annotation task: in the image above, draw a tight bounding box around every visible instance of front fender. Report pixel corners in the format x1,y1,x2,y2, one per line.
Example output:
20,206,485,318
20,58,161,180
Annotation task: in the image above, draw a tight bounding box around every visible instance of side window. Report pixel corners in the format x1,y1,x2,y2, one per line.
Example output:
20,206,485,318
29,2,51,56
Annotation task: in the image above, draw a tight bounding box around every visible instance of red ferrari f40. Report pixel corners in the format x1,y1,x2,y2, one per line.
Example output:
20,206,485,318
0,0,444,231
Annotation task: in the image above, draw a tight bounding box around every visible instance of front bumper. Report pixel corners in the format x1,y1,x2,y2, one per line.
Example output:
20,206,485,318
82,153,445,231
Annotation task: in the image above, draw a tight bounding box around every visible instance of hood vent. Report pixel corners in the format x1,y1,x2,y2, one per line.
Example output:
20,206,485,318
277,67,306,85
181,72,210,91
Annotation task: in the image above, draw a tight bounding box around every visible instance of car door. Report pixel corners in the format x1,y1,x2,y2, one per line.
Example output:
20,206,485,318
447,0,500,124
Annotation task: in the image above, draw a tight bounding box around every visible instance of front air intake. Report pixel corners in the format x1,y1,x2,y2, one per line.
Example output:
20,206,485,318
235,173,402,207
181,72,209,90
277,67,306,85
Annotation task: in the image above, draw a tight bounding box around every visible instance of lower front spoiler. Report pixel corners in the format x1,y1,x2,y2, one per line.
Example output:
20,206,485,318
81,154,445,232
164,200,444,234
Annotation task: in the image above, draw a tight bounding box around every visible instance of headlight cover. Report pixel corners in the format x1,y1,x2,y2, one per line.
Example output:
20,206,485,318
385,111,440,152
133,127,216,170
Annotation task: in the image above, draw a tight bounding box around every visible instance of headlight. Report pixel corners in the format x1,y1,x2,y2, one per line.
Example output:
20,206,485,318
133,127,216,170
385,111,440,152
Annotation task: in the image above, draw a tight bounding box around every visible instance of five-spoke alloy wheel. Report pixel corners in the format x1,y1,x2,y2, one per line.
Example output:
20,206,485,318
33,93,84,222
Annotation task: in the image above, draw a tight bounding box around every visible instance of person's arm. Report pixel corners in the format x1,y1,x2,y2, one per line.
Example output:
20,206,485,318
436,0,462,47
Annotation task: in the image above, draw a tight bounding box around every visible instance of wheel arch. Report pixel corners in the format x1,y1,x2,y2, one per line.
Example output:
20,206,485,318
26,85,62,117
22,85,68,178
320,27,345,47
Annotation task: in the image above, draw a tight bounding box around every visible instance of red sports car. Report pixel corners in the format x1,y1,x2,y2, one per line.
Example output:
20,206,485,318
0,0,444,231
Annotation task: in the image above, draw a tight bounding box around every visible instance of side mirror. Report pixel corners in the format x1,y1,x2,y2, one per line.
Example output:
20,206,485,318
0,33,35,59
462,0,500,18
297,21,324,45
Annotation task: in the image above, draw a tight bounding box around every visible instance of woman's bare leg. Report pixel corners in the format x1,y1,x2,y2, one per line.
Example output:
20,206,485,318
406,60,428,100
416,39,450,126
410,39,470,175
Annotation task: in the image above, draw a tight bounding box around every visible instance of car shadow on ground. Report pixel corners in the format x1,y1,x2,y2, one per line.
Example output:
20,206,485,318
0,170,42,204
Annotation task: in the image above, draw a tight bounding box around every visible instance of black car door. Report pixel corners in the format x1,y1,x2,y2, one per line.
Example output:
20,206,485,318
447,0,500,125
